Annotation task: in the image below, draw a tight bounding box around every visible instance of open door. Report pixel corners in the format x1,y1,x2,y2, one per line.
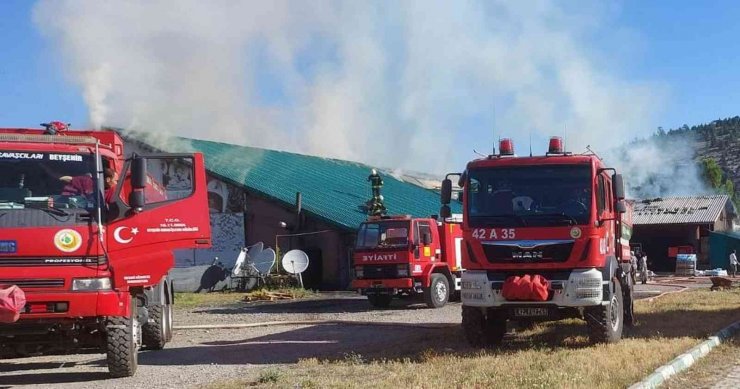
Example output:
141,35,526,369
106,153,212,288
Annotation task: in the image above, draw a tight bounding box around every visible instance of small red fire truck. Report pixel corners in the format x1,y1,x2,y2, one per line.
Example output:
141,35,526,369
351,214,464,308
0,123,211,377
440,137,634,345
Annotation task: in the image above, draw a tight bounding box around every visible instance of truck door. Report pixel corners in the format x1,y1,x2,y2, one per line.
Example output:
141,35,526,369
416,221,434,262
106,153,212,288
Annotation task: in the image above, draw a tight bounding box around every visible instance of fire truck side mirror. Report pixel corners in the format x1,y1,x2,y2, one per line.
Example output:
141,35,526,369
131,157,147,189
440,204,451,219
613,174,625,200
129,191,145,210
616,200,627,214
441,178,452,204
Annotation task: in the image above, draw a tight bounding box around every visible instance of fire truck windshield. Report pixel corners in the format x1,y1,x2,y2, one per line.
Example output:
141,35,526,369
467,165,592,227
356,221,410,249
0,151,98,217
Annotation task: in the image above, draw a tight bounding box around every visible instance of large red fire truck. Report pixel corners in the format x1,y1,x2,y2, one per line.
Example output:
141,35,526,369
0,123,211,377
351,215,463,308
440,137,634,345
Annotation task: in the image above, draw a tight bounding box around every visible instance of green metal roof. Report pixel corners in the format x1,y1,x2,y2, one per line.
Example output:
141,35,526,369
158,136,461,230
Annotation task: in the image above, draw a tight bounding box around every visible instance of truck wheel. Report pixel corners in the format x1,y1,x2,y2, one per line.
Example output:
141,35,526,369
424,274,449,308
585,280,624,344
367,294,392,308
164,303,174,342
142,304,167,350
623,280,635,328
462,306,487,347
462,306,506,347
106,300,141,377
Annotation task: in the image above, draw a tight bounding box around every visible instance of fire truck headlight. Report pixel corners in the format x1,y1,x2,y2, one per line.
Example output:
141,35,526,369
396,264,409,277
72,277,112,291
354,267,364,278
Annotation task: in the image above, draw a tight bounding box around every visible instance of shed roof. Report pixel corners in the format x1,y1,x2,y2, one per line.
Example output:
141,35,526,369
632,195,733,225
133,135,460,230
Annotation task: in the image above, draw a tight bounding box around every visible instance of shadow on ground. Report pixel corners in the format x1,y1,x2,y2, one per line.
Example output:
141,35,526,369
198,297,446,315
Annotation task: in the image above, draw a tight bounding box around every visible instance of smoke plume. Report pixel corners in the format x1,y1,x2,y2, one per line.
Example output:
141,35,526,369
34,0,670,180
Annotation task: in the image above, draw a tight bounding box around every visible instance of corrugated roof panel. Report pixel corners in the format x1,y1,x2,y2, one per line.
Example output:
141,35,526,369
632,195,730,225
153,136,461,230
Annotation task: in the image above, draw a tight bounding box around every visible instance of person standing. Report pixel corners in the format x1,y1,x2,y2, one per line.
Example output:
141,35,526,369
639,253,649,284
730,250,738,278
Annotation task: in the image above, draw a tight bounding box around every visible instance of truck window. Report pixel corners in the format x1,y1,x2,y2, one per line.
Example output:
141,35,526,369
0,151,97,211
418,222,432,245
144,157,195,205
356,221,409,249
596,175,606,216
467,165,592,227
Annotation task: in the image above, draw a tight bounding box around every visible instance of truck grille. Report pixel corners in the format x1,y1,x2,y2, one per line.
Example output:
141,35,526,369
0,278,65,288
359,265,398,279
482,242,574,264
0,257,106,267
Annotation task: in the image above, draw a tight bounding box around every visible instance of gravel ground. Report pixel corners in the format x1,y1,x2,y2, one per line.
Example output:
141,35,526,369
0,283,685,388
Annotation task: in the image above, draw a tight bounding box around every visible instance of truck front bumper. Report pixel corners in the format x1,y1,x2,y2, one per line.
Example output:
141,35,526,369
351,278,414,290
17,290,130,320
461,269,608,308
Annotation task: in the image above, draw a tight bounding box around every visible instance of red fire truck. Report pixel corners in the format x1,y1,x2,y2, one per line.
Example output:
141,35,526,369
351,215,464,308
0,123,211,377
440,137,634,345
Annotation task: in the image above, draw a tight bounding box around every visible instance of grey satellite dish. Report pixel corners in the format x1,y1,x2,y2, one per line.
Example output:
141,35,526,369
282,249,309,288
246,242,264,257
252,247,276,275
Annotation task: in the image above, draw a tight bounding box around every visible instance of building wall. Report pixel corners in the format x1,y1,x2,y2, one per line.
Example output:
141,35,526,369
243,193,353,290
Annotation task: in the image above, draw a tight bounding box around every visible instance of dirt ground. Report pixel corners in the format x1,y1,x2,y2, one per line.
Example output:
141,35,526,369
0,282,701,388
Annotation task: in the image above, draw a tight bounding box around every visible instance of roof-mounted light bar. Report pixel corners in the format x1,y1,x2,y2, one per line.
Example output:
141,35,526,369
499,138,515,157
0,133,99,145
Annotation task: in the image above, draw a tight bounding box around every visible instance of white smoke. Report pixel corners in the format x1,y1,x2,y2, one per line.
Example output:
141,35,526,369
34,0,666,176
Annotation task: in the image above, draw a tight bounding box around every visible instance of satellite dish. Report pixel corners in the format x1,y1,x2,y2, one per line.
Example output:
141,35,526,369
232,248,248,277
252,248,276,275
246,242,264,257
282,250,309,274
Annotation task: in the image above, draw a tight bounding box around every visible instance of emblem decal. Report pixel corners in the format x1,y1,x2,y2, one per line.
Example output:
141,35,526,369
54,229,82,252
114,226,139,244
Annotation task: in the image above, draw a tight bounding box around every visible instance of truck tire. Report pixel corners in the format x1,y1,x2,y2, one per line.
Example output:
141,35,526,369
585,280,624,344
367,294,392,308
105,301,140,378
424,274,449,308
623,280,635,328
462,306,506,347
164,303,174,342
142,304,167,350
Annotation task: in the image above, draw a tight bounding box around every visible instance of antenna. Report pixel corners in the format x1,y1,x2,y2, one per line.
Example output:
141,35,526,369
281,249,310,288
473,149,487,158
492,103,496,155
529,131,533,157
564,124,567,153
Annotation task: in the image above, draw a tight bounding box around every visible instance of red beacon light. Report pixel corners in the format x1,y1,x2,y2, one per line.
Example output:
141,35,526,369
499,138,515,156
547,136,565,155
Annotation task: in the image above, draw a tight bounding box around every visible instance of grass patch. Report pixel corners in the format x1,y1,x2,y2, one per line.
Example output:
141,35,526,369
210,289,740,388
176,287,318,309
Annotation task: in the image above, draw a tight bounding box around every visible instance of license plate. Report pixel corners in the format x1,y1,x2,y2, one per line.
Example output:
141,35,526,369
512,307,549,317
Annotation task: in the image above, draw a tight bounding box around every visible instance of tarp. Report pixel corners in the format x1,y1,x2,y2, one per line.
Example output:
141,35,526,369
0,285,26,323
502,274,550,301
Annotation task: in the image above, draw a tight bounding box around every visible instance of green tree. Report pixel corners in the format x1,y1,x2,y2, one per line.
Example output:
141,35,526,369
701,158,724,188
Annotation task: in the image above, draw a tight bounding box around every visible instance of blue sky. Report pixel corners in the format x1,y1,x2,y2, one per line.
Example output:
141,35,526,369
1,1,739,156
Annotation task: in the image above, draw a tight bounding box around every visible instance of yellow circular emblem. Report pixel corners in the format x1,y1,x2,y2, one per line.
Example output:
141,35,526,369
570,227,582,239
54,229,82,252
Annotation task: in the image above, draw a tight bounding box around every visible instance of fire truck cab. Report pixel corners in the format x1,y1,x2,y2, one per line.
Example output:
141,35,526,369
351,215,463,308
441,137,634,346
0,124,211,377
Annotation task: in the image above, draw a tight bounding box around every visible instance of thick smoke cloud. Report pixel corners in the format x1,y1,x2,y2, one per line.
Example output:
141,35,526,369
34,0,668,180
